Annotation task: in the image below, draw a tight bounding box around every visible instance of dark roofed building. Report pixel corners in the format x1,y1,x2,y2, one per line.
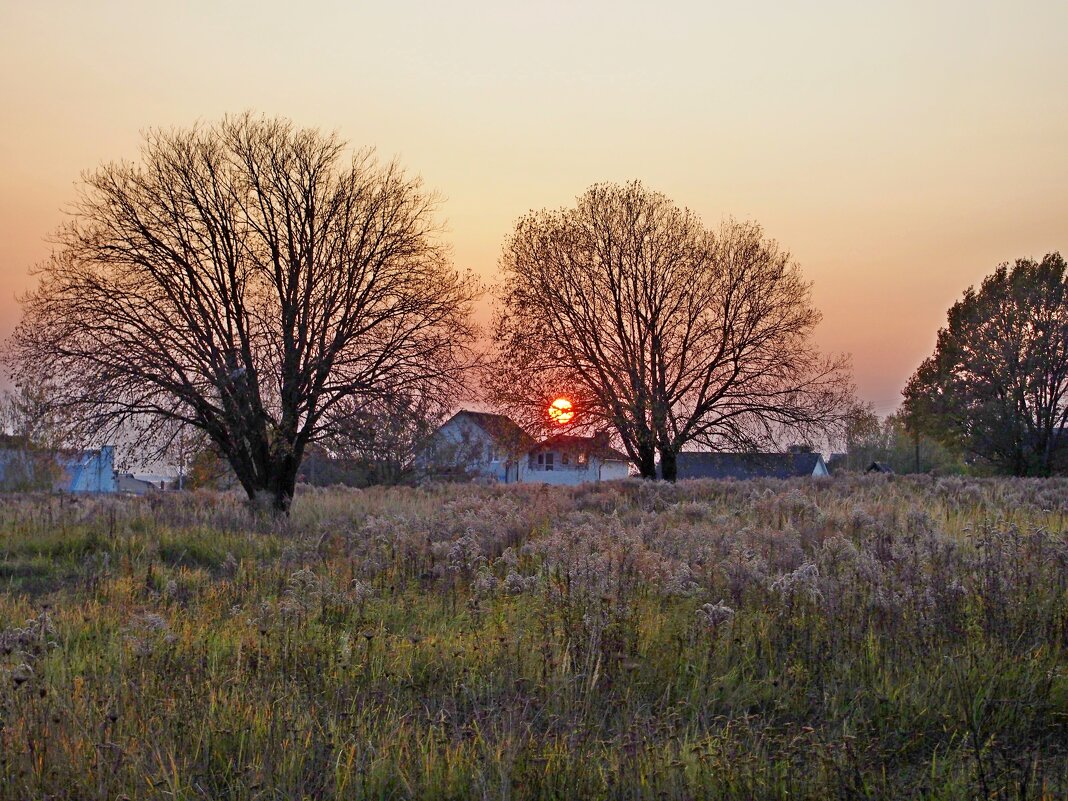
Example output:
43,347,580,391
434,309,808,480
535,433,629,463
865,461,894,474
671,451,829,480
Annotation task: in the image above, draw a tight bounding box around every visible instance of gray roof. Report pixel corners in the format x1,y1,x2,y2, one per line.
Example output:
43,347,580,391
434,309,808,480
672,452,826,480
452,410,538,452
535,433,630,462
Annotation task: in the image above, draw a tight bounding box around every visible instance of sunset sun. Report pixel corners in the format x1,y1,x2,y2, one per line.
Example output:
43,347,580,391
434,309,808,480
547,397,574,425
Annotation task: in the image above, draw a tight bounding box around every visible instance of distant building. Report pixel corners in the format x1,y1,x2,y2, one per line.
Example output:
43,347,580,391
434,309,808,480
669,451,829,480
417,410,632,485
62,446,117,493
525,433,631,485
115,473,161,495
0,440,116,493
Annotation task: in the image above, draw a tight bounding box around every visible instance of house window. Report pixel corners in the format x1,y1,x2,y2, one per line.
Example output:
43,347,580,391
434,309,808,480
545,452,554,471
537,453,544,465
562,453,569,465
578,452,588,466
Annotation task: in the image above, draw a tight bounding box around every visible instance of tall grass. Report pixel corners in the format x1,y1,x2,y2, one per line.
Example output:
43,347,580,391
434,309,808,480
0,475,1065,799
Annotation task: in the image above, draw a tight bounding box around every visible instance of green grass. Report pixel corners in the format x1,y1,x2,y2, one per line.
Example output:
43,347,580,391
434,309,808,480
0,476,1065,799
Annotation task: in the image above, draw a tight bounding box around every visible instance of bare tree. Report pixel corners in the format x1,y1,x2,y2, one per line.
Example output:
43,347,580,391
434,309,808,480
487,182,852,480
8,114,479,512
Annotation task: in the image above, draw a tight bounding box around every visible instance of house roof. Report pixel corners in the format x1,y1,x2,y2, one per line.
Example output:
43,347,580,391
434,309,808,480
453,410,537,452
535,433,630,463
673,452,826,480
116,473,158,489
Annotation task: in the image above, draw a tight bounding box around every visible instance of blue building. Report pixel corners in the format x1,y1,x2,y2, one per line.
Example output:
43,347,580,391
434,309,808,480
61,445,117,493
0,441,116,493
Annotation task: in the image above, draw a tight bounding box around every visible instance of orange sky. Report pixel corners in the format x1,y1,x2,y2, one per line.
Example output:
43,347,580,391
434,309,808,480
2,0,1066,416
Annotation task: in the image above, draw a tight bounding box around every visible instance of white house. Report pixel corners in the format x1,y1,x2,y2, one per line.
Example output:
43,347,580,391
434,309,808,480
417,411,632,485
523,433,631,485
416,410,536,483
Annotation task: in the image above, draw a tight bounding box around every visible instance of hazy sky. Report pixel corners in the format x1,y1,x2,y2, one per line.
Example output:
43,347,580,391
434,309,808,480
2,0,1066,416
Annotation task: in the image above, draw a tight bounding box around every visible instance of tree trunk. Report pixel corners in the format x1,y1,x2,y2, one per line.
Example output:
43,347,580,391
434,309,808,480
634,443,657,479
659,447,678,482
233,445,302,516
267,461,299,513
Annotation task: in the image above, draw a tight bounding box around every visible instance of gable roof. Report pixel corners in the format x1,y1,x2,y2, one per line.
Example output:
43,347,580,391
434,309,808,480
673,452,826,480
452,410,537,452
535,433,630,463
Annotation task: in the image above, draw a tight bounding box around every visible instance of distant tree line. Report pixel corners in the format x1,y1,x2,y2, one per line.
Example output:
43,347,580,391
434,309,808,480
836,405,965,475
5,112,1062,509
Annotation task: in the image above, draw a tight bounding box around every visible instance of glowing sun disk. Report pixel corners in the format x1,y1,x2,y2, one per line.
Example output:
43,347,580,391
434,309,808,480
548,397,574,425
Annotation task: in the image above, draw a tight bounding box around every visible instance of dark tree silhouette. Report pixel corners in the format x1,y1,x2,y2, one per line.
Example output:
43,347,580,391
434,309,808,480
486,182,852,480
903,253,1068,476
8,114,478,512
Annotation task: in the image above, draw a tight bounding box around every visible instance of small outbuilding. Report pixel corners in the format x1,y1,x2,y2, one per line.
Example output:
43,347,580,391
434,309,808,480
115,473,161,495
865,461,894,474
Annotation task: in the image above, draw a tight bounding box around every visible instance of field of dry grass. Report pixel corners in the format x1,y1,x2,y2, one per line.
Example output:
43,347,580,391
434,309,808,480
0,475,1066,799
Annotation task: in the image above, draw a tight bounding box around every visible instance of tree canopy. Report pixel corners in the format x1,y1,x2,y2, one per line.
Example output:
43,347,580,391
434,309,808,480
486,182,852,480
8,114,479,511
903,253,1068,476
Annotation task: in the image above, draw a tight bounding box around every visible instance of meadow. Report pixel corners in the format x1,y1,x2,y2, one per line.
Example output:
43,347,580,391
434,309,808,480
0,475,1066,800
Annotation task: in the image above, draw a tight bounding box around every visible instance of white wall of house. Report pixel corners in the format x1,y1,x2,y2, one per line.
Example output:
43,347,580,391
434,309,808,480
811,457,829,477
419,415,516,482
419,414,633,486
599,460,631,481
522,455,630,485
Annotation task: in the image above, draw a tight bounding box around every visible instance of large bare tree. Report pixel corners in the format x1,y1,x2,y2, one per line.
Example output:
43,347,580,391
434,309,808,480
486,182,852,480
8,114,478,511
